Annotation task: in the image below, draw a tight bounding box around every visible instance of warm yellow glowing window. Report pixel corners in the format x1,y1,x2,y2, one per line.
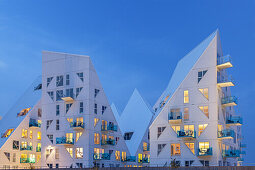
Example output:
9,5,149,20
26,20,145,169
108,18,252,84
199,88,209,99
102,134,107,141
22,129,28,138
1,128,14,138
184,90,189,103
115,151,120,161
29,130,33,139
94,133,100,144
17,108,31,117
37,132,41,140
143,142,148,151
36,154,41,163
199,142,210,149
76,132,82,142
171,126,180,133
38,120,42,125
37,143,41,148
199,106,209,118
76,147,83,159
94,118,99,127
66,148,73,157
198,124,208,136
66,133,73,143
184,125,194,132
76,117,83,123
138,153,142,163
171,143,181,156
67,118,73,123
218,124,223,131
121,152,126,161
184,108,189,121
102,120,107,130
21,141,27,148
185,143,195,154
94,148,104,154
21,154,27,159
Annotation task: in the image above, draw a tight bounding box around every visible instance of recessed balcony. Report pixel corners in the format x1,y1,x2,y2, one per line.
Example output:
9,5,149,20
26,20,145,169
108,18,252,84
221,96,238,107
177,130,196,140
101,138,115,146
56,137,74,145
197,148,213,157
20,158,35,163
168,112,182,124
101,124,118,132
122,156,136,162
217,75,234,88
93,153,110,160
29,118,41,128
217,55,233,70
70,121,84,130
218,129,235,139
20,146,32,151
226,116,243,126
222,149,240,158
143,145,150,152
142,157,150,163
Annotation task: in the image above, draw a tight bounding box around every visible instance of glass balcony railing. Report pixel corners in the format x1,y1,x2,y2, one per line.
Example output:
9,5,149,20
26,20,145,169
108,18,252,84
217,55,232,70
217,75,234,87
20,158,35,163
222,150,240,157
36,146,41,152
101,138,115,146
142,157,150,163
218,129,235,139
122,156,136,162
70,121,84,129
168,112,182,123
29,118,41,128
101,124,117,132
198,148,213,156
143,145,150,151
226,116,243,126
56,137,74,145
221,96,238,107
20,146,32,151
177,130,196,139
93,153,110,160
240,143,246,148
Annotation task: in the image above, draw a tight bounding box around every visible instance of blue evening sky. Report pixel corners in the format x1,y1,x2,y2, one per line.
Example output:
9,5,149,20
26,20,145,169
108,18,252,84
0,0,254,165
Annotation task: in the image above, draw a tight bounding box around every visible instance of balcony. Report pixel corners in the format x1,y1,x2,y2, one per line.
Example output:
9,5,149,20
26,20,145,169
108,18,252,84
217,55,233,70
36,146,41,152
93,153,110,160
20,146,32,151
138,157,150,163
222,150,240,158
168,112,182,124
20,158,35,163
122,156,136,162
197,148,213,157
101,124,118,132
240,144,246,148
101,138,115,146
221,96,238,107
29,118,41,128
217,75,234,88
143,145,150,152
177,130,196,140
70,121,84,130
218,129,235,139
61,93,74,102
226,116,243,126
56,137,74,145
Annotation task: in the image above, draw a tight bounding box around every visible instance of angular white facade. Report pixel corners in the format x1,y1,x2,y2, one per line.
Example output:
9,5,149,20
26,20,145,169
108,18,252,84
150,30,244,167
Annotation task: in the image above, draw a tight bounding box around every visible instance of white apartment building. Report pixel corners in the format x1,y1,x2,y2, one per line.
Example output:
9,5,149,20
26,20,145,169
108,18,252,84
149,30,245,167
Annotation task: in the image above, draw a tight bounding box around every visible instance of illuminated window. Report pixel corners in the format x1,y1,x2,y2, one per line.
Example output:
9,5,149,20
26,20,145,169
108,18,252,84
184,90,189,103
185,143,195,154
17,108,31,117
21,141,27,149
138,153,142,163
94,148,104,159
102,120,107,130
94,133,100,144
22,129,28,138
199,106,209,118
184,125,194,132
199,88,209,99
143,142,148,151
66,148,73,158
94,118,99,127
76,147,83,159
66,133,73,143
67,118,73,123
171,143,181,156
199,142,210,150
37,132,41,140
1,129,14,138
171,126,180,133
198,70,207,83
121,152,126,161
115,151,120,161
218,124,223,132
184,108,189,121
198,124,208,136
36,154,41,163
55,148,59,159
76,132,82,142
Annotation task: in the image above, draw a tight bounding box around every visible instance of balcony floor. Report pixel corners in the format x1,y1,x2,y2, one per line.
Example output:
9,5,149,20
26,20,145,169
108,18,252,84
222,102,237,107
217,62,233,70
217,82,234,88
168,119,182,124
61,97,74,102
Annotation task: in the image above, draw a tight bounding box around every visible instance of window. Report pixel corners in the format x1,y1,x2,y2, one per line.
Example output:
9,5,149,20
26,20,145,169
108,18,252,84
198,70,207,83
184,125,194,132
76,87,83,97
17,108,31,117
13,153,16,162
94,103,97,114
184,90,189,103
199,142,210,154
56,164,59,168
56,105,60,116
115,151,120,161
66,103,72,113
47,134,53,144
185,160,194,166
185,143,195,154
115,137,119,145
56,90,63,101
79,102,83,113
2,129,14,138
34,83,42,90
171,126,180,133
46,148,53,159
76,148,83,159
184,108,189,121
29,130,33,139
138,153,143,163
65,88,74,98
94,133,100,144
56,120,60,130
157,144,166,155
66,148,73,158
121,152,126,161
143,142,148,151
38,108,42,117
76,163,83,168
66,74,70,85
94,118,99,127
46,120,53,130
199,106,209,118
158,127,166,138
171,143,181,156
22,129,28,138
56,75,63,87
124,132,134,140
77,72,84,82
102,106,107,114
95,89,100,98
37,132,41,140
199,88,209,99
200,160,209,166
198,124,208,136
47,77,53,87
13,140,19,150
76,132,82,142
66,133,74,143
4,152,10,161
47,91,54,101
